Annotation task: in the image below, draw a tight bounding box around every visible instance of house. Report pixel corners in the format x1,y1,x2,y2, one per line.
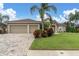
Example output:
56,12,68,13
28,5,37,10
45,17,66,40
51,21,66,33
57,23,66,32
51,20,59,33
7,19,41,33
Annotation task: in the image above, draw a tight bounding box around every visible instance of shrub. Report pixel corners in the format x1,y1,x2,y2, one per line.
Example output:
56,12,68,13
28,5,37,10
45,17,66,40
33,28,54,38
41,30,48,37
76,27,79,32
33,30,41,38
44,22,51,30
70,27,76,32
0,30,2,34
66,25,77,33
47,28,54,36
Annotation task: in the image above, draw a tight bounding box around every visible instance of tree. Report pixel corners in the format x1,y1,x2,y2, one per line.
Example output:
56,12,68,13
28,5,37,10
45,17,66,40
65,11,79,32
0,13,9,33
68,11,79,25
46,13,53,26
44,21,51,29
30,3,57,30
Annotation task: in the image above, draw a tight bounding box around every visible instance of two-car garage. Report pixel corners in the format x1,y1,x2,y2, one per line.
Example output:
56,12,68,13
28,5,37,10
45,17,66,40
7,19,40,33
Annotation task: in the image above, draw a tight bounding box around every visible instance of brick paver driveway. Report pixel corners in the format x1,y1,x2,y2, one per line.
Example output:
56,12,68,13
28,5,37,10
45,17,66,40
0,34,34,56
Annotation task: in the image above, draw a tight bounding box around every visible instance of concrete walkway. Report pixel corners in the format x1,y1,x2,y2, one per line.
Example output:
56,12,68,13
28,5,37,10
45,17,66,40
27,50,79,56
0,34,34,56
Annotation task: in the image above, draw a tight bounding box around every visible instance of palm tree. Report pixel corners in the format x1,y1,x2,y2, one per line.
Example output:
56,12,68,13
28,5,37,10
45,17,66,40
30,3,57,30
0,13,9,33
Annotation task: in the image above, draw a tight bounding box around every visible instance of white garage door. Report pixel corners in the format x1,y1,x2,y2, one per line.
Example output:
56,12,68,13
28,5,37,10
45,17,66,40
10,25,27,33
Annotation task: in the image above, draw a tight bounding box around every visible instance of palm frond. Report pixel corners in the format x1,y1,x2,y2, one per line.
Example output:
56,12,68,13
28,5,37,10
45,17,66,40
2,15,9,20
46,5,57,13
46,13,53,24
41,3,48,9
30,5,39,14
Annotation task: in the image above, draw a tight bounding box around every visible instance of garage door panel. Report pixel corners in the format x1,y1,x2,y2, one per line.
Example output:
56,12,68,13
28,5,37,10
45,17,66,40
10,25,27,33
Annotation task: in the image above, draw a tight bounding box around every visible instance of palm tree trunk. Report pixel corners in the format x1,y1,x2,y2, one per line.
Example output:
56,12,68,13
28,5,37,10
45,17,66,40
50,21,53,27
41,17,44,31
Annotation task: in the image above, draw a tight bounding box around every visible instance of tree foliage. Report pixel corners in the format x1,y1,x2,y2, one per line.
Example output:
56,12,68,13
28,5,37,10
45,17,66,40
30,3,57,30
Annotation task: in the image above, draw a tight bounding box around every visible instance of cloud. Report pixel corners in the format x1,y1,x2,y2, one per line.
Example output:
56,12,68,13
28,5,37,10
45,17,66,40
51,14,69,23
36,15,41,21
0,3,17,21
53,16,63,23
36,14,66,23
63,8,79,18
5,8,16,20
54,8,79,23
59,15,68,22
36,8,79,23
36,14,49,21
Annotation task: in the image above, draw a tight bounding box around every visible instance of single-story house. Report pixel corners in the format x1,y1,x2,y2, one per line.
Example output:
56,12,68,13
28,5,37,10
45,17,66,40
57,23,66,32
7,19,41,33
51,21,66,33
51,20,59,33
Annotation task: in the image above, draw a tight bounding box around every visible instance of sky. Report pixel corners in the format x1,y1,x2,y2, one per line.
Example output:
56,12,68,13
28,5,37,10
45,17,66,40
0,3,79,23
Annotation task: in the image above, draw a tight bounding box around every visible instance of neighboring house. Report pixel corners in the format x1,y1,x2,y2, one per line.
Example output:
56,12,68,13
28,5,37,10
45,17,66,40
7,19,41,33
57,23,66,32
51,20,59,33
51,21,66,33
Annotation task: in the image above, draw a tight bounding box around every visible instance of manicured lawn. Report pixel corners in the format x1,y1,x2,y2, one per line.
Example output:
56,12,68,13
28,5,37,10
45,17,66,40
30,33,79,50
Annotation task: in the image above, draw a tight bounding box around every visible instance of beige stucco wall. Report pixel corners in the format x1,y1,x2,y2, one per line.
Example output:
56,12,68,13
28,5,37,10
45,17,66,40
29,24,39,33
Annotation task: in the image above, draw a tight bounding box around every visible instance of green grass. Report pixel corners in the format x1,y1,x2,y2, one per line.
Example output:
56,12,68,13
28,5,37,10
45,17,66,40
30,33,79,50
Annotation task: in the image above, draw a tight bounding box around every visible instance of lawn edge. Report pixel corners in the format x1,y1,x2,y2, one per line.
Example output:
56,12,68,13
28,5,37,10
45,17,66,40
29,48,79,50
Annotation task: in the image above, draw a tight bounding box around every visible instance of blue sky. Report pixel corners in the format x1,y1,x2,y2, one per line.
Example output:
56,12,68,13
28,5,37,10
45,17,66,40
2,3,79,22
